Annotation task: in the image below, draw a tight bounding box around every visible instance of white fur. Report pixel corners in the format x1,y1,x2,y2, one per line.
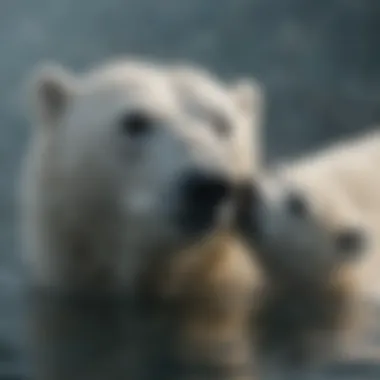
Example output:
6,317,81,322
19,58,263,291
255,131,380,284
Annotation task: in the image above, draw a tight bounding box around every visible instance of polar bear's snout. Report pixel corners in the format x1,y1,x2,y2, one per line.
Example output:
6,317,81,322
176,169,234,234
182,170,232,207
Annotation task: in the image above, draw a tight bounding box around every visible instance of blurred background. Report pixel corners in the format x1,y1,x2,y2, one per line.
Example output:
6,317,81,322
1,0,380,378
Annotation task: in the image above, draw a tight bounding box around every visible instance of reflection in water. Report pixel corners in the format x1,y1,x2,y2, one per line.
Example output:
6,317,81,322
25,289,178,380
23,287,380,380
25,288,253,380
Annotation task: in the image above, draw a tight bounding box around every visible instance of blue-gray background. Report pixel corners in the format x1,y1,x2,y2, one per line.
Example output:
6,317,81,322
1,0,380,378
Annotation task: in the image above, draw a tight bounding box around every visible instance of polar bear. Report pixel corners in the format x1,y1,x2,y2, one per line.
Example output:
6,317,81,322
20,58,264,380
19,57,263,293
239,131,380,283
236,131,380,371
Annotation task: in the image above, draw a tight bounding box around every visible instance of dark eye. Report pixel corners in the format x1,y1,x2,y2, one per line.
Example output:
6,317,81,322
120,111,152,138
285,191,308,218
212,114,230,137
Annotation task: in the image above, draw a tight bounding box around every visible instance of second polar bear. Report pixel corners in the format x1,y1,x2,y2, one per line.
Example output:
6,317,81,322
237,131,380,370
242,131,380,283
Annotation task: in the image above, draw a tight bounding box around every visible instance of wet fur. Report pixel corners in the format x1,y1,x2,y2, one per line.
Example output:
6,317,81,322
138,230,259,380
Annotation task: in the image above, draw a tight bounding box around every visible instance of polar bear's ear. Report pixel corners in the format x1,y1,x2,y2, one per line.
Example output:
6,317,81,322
230,78,264,118
30,62,77,127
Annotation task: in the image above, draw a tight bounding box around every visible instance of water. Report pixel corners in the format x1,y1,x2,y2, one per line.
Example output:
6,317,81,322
1,0,380,378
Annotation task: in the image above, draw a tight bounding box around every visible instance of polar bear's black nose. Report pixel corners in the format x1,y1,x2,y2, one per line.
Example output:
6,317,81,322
178,171,233,233
183,171,232,208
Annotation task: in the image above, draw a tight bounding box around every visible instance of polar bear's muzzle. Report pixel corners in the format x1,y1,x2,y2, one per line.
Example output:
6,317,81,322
176,169,234,234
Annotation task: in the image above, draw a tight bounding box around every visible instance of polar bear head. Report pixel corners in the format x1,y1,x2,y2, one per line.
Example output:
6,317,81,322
236,173,368,284
24,58,263,286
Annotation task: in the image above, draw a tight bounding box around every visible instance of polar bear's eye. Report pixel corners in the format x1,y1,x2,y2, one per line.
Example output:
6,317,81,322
285,192,308,218
120,111,152,138
211,114,230,137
